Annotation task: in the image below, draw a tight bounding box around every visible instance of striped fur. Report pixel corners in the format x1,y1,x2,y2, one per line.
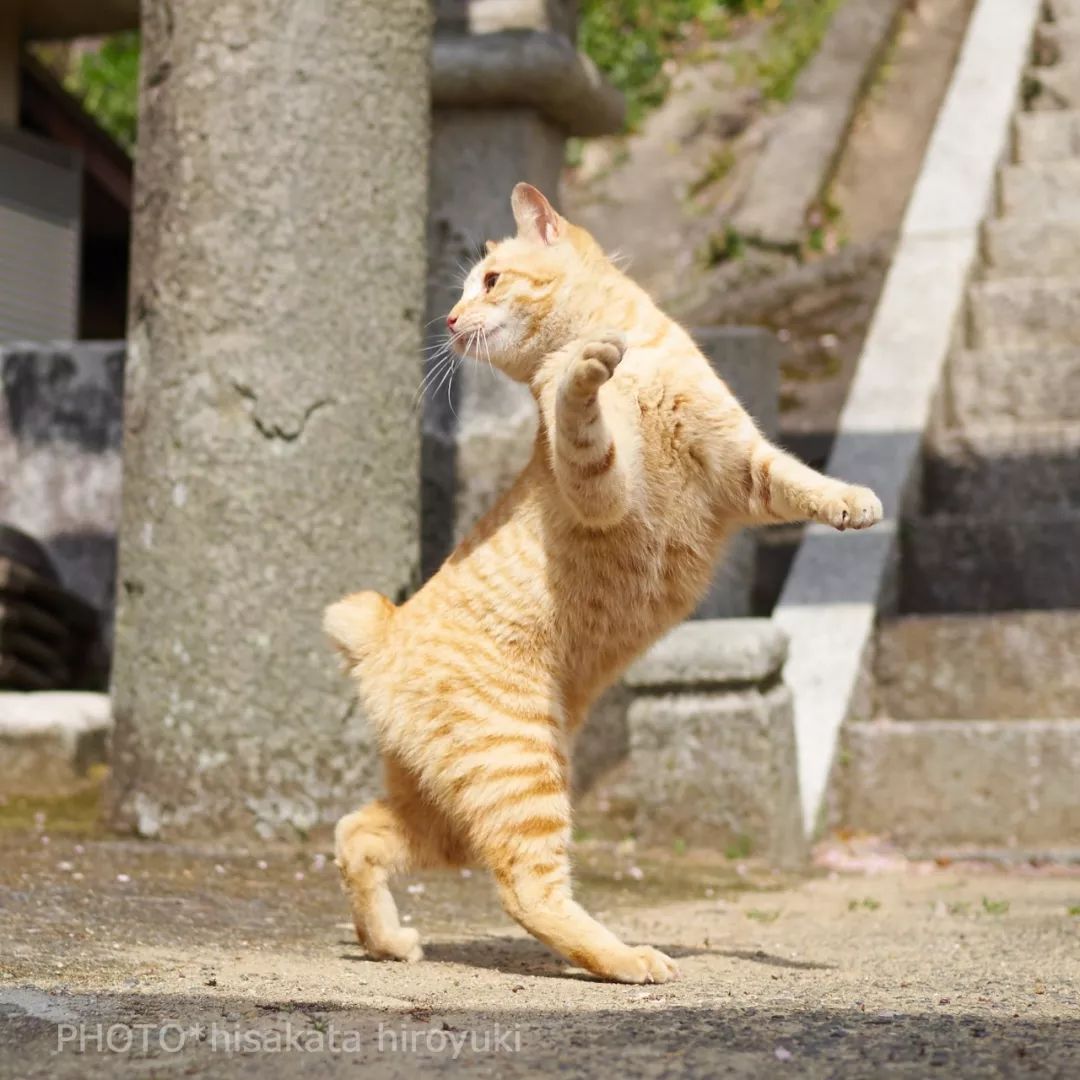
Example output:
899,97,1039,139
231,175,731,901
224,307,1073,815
326,184,881,984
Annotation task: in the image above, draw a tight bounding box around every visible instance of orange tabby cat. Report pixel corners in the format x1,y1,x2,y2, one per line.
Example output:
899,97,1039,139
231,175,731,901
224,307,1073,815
326,184,881,984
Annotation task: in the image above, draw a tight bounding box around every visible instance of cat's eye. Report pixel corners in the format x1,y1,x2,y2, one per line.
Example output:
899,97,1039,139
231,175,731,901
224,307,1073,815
483,271,500,291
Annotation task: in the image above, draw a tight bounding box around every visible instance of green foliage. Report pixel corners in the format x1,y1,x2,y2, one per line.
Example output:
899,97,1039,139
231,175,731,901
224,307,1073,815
64,33,141,151
747,0,842,102
579,1,760,128
981,897,1010,916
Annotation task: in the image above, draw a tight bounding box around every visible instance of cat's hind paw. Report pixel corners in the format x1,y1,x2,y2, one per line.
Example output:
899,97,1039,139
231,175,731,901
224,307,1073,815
363,926,424,964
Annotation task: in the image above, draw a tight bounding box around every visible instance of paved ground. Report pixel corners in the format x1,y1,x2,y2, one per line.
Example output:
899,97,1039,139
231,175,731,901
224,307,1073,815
0,819,1077,1078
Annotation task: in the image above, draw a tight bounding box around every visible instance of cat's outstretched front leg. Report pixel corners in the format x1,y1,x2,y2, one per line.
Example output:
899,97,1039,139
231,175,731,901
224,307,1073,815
542,332,638,528
733,426,882,531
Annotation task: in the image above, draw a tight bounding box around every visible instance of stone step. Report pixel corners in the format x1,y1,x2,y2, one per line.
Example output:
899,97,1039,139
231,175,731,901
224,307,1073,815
875,611,1080,720
983,216,1080,276
841,718,1080,851
1026,61,1080,111
998,160,1080,217
1034,16,1080,68
946,346,1080,424
1014,110,1080,162
900,512,1080,613
968,277,1080,349
923,422,1080,513
1046,0,1080,22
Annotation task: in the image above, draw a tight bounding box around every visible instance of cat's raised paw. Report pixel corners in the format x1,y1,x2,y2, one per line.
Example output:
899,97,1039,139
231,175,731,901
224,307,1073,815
819,485,883,531
563,332,627,399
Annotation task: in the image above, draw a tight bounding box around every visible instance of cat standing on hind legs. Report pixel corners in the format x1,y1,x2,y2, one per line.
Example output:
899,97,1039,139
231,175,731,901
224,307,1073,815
325,183,882,984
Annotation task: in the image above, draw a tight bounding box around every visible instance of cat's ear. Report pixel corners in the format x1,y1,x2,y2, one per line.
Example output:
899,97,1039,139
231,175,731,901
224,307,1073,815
484,239,497,254
511,183,561,245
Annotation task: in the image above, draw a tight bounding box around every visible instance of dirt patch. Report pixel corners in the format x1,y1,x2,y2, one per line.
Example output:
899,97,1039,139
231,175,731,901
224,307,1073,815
1,826,1078,1078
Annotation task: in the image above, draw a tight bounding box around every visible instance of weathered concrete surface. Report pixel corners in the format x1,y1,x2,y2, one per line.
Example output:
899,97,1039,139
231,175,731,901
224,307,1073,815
900,512,1080,612
874,611,1080,720
108,0,432,838
924,421,1080,512
732,0,904,246
628,688,805,870
945,347,1080,425
969,278,1080,349
432,31,624,137
1,829,1077,1078
622,620,804,869
0,344,124,617
625,619,787,689
1014,109,1080,162
0,692,110,795
999,160,1080,217
842,719,1080,850
984,217,1080,277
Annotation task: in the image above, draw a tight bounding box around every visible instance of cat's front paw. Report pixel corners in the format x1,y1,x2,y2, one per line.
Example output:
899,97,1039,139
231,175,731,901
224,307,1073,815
562,331,627,400
603,944,680,985
818,485,883,531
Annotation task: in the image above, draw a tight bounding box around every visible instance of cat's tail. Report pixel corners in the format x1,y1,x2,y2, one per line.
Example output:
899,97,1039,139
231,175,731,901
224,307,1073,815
323,591,395,666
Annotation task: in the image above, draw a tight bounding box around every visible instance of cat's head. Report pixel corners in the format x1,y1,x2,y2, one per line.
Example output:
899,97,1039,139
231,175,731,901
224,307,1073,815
446,183,610,382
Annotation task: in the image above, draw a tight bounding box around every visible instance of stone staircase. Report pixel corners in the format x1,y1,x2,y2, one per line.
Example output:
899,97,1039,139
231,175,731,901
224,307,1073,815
840,6,1080,854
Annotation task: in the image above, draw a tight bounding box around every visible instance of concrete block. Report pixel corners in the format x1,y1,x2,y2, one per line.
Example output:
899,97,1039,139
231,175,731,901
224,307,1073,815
628,686,805,868
0,344,124,619
983,217,1080,277
901,512,1080,612
999,161,1080,217
968,278,1080,349
924,421,1080,513
1013,110,1080,162
626,619,787,690
875,612,1080,721
0,691,110,796
841,719,1080,850
946,347,1080,425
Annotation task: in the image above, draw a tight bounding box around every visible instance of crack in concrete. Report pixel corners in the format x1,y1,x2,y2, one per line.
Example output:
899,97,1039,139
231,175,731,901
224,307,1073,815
232,381,336,441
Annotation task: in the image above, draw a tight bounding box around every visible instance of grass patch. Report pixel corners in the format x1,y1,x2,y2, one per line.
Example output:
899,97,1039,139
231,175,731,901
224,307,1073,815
0,768,107,834
580,1,767,128
735,0,842,102
981,897,1010,917
848,897,881,912
746,907,781,923
725,833,754,860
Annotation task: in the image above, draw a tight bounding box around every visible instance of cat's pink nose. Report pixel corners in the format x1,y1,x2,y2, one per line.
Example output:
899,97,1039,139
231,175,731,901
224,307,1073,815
446,314,458,332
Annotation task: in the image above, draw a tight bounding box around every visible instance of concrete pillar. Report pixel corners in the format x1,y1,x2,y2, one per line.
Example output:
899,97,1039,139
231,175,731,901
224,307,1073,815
107,0,431,838
0,5,18,128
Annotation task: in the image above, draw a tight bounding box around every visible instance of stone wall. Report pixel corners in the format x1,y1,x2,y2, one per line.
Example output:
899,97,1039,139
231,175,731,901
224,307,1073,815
0,343,124,622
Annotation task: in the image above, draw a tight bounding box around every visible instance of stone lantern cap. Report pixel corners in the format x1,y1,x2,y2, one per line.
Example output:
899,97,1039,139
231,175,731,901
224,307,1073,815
433,30,625,137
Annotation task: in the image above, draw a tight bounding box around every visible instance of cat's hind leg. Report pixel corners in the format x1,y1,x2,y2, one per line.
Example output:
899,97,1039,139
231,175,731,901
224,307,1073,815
493,843,678,984
334,799,424,962
335,761,465,963
479,806,679,984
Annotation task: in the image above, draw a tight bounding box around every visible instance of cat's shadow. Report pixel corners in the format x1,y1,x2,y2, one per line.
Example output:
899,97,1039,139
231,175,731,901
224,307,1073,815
339,938,834,981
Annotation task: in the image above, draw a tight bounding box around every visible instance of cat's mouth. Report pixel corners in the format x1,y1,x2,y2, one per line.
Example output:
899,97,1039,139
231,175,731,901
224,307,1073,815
450,325,503,358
